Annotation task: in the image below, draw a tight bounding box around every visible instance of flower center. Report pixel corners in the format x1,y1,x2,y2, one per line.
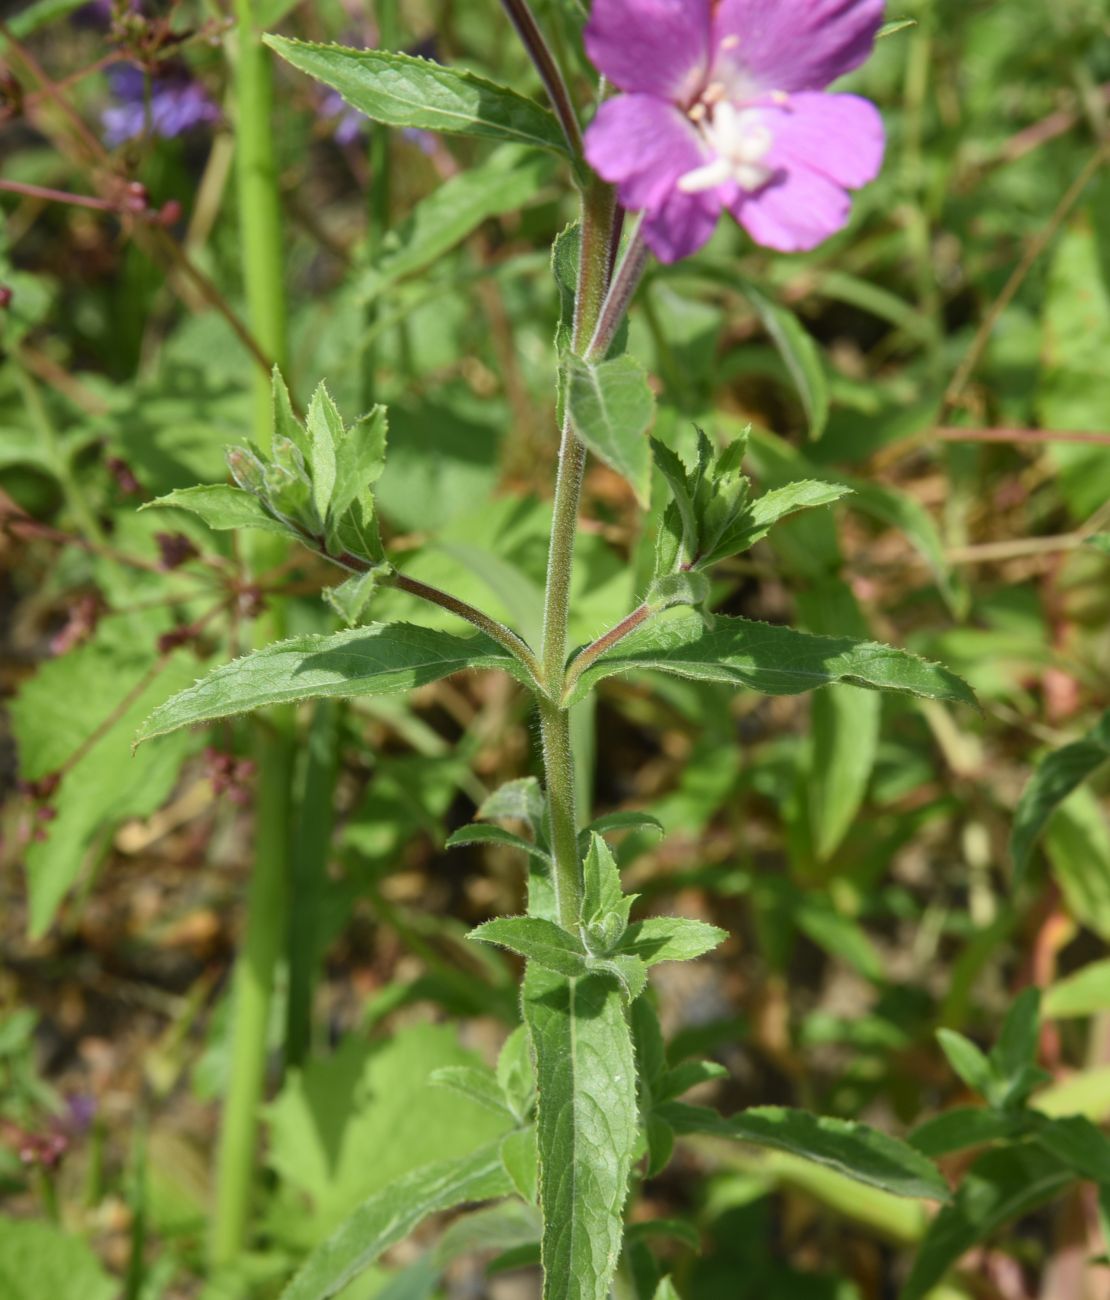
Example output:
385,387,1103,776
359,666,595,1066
678,91,775,195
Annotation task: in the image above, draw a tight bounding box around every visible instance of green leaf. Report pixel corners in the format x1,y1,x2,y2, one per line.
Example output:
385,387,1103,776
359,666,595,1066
1032,1113,1110,1184
565,353,655,507
360,146,554,295
1087,533,1110,556
142,483,291,536
582,833,635,950
1011,711,1110,882
265,38,570,155
267,1024,511,1246
323,567,387,627
135,624,530,745
564,610,976,709
652,1279,682,1300
702,480,852,566
900,1145,1073,1300
0,1217,117,1300
909,1107,1029,1158
621,917,726,966
429,1065,512,1118
1043,959,1110,1019
990,988,1041,1094
500,1126,539,1203
479,777,546,835
469,916,589,979
709,270,829,439
580,810,664,843
935,1029,994,1097
644,571,711,613
665,1104,950,1201
306,382,343,524
330,405,388,522
657,1059,728,1102
1044,785,1110,941
279,1144,513,1300
524,967,638,1300
497,1025,536,1122
446,824,552,864
11,631,199,937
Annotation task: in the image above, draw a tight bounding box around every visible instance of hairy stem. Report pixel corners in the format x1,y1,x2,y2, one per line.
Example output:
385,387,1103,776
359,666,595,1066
538,175,618,926
211,2,292,1268
561,602,650,703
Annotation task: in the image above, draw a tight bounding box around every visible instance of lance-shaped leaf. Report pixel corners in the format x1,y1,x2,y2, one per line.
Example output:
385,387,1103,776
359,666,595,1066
524,966,638,1300
279,1143,513,1300
908,1107,1029,1158
620,917,726,966
446,824,552,865
470,916,590,980
265,38,570,156
564,610,976,709
135,624,529,745
1011,710,1110,883
565,353,655,506
663,1104,950,1202
429,1065,513,1118
142,484,291,536
702,479,852,567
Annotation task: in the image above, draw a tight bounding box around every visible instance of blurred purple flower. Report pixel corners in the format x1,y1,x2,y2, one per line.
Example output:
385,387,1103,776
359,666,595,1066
103,63,219,146
583,0,886,262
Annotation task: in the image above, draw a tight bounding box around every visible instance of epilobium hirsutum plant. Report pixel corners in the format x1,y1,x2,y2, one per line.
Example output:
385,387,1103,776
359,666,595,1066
136,0,993,1295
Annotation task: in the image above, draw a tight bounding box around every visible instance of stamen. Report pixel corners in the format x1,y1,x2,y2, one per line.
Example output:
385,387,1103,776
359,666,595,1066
720,34,740,50
689,102,707,122
703,81,726,105
770,90,789,105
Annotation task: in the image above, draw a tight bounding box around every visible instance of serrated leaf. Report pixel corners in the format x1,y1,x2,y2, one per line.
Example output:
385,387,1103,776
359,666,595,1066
279,1144,513,1300
900,1145,1073,1300
664,1104,950,1201
908,1107,1029,1158
621,917,726,966
524,967,638,1300
565,353,655,506
265,38,569,155
564,610,976,709
142,484,290,536
582,833,634,947
1011,711,1110,883
644,571,710,613
702,480,851,567
446,824,552,865
429,1065,512,1118
580,810,664,842
469,916,589,980
135,624,529,745
330,405,388,522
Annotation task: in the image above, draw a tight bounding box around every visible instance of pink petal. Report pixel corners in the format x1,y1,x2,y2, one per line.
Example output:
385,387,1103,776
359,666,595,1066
642,188,722,262
732,163,853,252
712,0,885,94
585,94,709,213
768,92,884,188
585,0,711,101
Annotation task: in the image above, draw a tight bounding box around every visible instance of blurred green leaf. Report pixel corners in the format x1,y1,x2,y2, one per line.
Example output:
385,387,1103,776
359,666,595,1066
0,1217,116,1300
565,352,655,506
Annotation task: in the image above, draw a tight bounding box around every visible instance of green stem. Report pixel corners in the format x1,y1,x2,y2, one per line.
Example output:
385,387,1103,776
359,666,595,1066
363,0,399,408
286,699,340,1070
211,1,292,1269
538,176,618,928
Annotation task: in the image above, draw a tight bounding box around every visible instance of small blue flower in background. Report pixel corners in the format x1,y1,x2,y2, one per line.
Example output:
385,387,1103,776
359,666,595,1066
102,63,220,145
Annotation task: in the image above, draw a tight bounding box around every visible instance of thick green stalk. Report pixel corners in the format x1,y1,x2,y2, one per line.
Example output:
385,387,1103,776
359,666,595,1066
211,1,292,1269
538,177,617,928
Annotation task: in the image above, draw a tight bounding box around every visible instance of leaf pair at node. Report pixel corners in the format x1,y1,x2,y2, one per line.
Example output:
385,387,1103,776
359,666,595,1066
648,427,852,617
468,833,725,1001
934,987,1051,1113
144,370,391,626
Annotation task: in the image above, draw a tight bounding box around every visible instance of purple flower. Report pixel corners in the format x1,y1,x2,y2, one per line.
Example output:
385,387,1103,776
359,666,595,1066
583,0,886,262
103,63,219,146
